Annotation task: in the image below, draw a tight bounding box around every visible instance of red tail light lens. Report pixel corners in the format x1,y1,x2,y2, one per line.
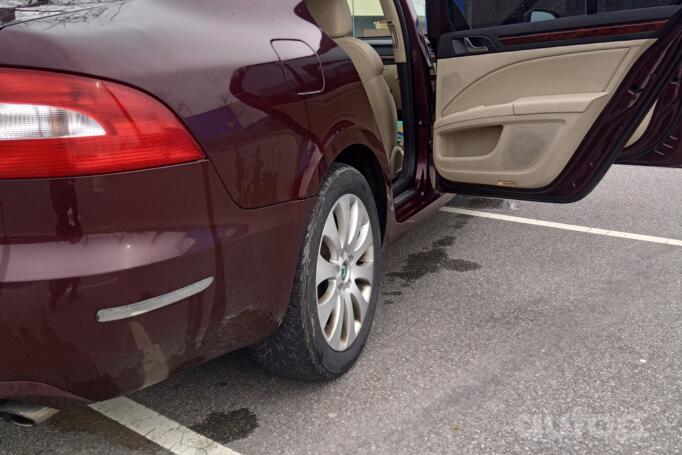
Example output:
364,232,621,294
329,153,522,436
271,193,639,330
0,68,205,179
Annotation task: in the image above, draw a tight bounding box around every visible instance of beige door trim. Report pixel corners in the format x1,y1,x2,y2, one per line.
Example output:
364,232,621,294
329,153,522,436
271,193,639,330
434,39,654,188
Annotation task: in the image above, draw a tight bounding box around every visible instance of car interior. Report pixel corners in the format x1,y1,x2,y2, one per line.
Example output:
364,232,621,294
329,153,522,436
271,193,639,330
431,9,664,189
306,0,680,198
305,0,410,186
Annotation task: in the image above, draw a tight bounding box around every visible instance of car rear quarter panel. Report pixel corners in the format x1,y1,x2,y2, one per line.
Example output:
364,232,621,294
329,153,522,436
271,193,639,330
0,0,389,208
0,0,392,405
0,162,314,406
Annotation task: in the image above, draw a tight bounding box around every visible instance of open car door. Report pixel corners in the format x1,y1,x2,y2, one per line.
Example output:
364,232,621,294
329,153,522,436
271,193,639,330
432,3,682,202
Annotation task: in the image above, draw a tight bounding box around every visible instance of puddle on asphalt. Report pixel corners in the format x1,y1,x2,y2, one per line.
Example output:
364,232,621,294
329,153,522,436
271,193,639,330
447,196,518,210
383,291,403,296
433,235,456,248
448,214,474,230
388,234,481,283
190,408,258,445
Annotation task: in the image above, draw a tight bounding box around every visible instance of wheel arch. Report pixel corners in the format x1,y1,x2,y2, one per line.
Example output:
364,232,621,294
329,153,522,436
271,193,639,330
334,144,389,242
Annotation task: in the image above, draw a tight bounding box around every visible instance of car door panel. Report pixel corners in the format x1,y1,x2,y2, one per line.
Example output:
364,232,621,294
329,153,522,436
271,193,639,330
618,60,682,167
435,39,652,188
624,104,656,148
434,5,682,202
437,6,676,56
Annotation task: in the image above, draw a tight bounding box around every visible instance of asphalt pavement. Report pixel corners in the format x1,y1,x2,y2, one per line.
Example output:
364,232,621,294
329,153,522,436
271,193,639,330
1,164,680,454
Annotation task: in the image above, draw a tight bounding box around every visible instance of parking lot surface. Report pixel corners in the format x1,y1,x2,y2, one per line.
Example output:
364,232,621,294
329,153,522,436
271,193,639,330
1,165,680,454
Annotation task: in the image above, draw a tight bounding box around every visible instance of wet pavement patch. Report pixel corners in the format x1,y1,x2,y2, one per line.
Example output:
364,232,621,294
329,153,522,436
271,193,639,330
190,408,258,445
448,214,474,230
388,236,481,283
433,236,456,248
446,258,482,272
383,291,403,296
448,196,505,210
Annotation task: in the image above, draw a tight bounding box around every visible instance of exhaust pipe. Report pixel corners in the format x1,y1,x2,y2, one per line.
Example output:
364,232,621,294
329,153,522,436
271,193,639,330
0,400,59,427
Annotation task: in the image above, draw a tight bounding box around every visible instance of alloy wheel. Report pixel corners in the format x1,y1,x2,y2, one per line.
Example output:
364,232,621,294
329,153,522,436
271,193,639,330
315,194,375,351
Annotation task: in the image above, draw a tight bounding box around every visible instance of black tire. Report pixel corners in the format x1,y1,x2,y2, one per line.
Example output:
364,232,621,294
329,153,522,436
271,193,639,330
249,163,382,380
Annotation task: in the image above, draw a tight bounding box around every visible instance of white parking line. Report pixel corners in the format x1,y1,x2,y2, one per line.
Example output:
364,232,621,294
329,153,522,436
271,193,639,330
91,397,242,455
440,207,682,247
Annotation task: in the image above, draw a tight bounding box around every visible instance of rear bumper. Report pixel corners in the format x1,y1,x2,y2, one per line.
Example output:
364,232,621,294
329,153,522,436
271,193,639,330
0,162,312,408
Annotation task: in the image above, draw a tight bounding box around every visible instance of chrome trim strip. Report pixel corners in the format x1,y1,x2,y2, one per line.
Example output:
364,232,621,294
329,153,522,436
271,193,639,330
96,277,214,323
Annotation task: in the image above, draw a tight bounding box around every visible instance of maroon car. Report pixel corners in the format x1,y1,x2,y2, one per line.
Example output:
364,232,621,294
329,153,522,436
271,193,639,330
0,0,680,426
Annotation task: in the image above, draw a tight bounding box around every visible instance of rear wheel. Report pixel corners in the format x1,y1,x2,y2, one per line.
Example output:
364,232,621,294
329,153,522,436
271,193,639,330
250,163,382,380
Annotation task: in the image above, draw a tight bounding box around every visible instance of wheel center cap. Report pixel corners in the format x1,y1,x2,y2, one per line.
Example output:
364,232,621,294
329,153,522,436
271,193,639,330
340,262,350,282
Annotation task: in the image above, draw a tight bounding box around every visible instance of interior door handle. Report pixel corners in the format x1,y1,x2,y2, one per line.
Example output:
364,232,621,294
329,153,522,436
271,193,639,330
463,37,489,54
451,36,494,56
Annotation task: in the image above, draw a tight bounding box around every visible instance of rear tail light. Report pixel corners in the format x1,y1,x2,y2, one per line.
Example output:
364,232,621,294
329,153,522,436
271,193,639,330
0,68,204,179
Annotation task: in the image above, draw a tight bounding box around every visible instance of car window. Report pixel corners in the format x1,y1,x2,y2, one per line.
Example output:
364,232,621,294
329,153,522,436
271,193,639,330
347,0,427,38
411,0,428,31
347,0,392,38
596,0,676,12
457,0,678,29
